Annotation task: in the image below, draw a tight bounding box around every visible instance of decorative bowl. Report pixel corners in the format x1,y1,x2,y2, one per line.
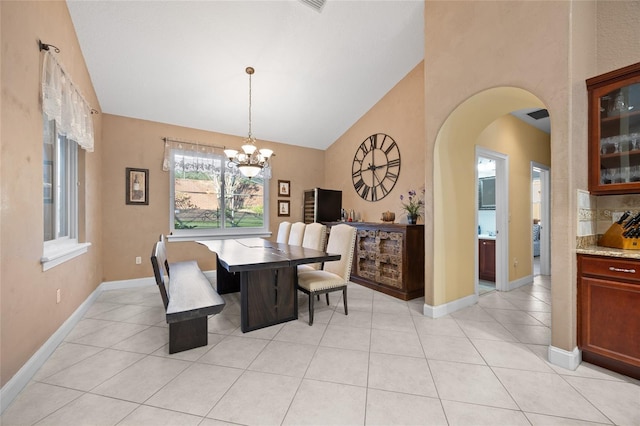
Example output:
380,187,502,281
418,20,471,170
381,211,395,222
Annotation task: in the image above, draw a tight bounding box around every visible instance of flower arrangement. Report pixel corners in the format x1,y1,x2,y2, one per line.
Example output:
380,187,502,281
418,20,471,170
400,187,425,218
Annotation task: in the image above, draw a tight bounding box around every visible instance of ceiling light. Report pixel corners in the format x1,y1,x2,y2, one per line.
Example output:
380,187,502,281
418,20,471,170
224,67,273,178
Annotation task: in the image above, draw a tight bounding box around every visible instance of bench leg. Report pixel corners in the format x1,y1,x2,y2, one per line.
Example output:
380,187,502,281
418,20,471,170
169,317,208,354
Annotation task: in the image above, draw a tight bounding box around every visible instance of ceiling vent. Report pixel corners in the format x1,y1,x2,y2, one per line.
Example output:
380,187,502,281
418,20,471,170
299,0,326,12
527,109,549,120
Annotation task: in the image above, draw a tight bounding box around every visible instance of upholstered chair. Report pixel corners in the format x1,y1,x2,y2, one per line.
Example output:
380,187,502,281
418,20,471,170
297,222,327,273
297,223,357,325
287,222,306,246
276,221,291,244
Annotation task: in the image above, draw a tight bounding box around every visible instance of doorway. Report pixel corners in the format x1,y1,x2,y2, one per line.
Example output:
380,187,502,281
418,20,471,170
532,163,551,276
476,147,509,294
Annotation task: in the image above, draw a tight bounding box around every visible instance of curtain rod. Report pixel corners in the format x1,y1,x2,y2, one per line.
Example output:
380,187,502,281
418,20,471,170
162,137,226,150
39,40,99,114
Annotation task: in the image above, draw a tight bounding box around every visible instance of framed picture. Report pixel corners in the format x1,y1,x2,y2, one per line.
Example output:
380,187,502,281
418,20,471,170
126,167,149,205
278,180,290,197
278,200,290,217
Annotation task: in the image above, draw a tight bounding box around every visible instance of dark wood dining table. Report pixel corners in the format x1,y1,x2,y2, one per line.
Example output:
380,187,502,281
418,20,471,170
197,238,340,332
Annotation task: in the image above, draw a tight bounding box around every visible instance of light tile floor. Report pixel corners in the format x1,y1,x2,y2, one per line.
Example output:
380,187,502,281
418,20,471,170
3,275,639,425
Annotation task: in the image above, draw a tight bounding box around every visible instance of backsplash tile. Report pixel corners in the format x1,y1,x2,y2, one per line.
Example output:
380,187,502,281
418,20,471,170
575,191,640,248
576,235,598,248
577,190,596,238
595,194,640,235
577,189,592,209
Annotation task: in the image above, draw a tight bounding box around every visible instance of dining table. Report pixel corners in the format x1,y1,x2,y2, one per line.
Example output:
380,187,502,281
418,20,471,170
197,238,340,332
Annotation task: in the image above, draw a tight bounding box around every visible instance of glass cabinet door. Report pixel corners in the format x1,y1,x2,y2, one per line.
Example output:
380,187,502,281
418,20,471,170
588,63,640,194
598,82,640,185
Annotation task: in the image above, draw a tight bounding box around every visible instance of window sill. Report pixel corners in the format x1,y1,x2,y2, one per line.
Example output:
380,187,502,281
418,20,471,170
41,242,91,271
168,231,272,242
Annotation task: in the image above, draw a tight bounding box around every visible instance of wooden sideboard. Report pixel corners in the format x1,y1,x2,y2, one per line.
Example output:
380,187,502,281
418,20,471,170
325,222,425,300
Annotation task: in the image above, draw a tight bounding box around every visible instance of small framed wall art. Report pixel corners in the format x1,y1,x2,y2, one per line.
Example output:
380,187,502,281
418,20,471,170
126,167,149,205
278,180,290,197
278,200,290,217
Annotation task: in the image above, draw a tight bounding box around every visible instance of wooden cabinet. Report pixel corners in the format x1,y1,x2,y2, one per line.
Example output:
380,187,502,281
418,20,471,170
587,62,640,194
326,222,424,300
577,254,640,379
479,238,496,282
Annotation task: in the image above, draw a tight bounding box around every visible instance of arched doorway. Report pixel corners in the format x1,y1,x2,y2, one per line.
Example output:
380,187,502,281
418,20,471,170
429,87,551,313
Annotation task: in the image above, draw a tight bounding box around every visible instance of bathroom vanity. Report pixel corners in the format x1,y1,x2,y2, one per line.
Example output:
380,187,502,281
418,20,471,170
479,236,496,282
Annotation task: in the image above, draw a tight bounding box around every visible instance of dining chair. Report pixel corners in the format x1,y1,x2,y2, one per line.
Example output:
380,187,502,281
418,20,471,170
276,221,291,244
287,222,306,246
297,223,357,325
297,222,327,273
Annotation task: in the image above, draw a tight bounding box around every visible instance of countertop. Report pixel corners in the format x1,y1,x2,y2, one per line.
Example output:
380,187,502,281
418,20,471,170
577,245,640,260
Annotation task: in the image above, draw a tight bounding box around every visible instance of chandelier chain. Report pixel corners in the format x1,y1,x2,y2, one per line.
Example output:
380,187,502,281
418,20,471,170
223,66,273,178
248,70,252,139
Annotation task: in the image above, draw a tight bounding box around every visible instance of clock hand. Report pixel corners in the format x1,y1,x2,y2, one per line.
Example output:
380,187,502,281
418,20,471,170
372,168,382,185
372,145,375,173
370,163,375,187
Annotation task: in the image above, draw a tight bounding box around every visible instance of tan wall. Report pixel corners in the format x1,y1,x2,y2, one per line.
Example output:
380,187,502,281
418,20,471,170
0,1,103,386
425,0,595,353
325,61,425,222
594,3,640,221
476,114,551,281
596,1,640,74
101,114,325,281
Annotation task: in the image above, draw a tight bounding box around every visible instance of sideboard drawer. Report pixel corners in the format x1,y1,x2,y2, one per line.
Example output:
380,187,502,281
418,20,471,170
324,222,424,300
579,255,640,283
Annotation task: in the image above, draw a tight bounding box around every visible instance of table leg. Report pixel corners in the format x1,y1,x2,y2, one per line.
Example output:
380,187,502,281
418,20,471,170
240,266,298,332
216,256,240,294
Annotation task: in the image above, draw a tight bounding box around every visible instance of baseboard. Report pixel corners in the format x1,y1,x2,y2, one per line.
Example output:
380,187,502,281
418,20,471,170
0,273,195,414
423,293,478,318
0,284,102,413
548,345,581,371
507,274,533,291
100,270,215,291
203,270,216,282
99,276,155,291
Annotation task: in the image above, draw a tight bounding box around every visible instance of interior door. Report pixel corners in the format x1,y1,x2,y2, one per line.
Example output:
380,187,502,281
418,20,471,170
476,147,509,293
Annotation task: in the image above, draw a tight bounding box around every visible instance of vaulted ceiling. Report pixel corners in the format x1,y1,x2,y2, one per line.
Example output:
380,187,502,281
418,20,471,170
67,1,425,150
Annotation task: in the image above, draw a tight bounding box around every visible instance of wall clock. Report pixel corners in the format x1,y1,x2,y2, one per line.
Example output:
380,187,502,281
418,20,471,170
351,133,401,201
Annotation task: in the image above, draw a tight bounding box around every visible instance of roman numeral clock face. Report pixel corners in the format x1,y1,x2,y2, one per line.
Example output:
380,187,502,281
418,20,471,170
352,133,401,201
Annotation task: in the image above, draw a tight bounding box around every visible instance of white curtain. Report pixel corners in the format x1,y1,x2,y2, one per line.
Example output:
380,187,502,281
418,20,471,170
41,51,94,152
162,138,224,171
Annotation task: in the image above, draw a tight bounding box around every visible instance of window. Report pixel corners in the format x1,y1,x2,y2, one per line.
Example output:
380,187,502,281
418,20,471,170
169,149,269,240
44,118,77,242
40,50,93,270
41,117,89,270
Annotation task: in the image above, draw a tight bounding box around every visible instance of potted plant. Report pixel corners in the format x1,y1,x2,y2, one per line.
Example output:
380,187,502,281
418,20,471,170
400,188,425,224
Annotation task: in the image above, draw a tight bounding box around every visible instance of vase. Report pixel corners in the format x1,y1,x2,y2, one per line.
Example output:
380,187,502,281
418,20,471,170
407,214,418,225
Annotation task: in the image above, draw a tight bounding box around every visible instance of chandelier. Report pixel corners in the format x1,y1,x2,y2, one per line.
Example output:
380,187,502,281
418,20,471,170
224,66,273,178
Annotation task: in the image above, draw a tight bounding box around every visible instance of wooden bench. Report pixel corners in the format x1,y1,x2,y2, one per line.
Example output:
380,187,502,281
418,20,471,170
150,238,225,354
